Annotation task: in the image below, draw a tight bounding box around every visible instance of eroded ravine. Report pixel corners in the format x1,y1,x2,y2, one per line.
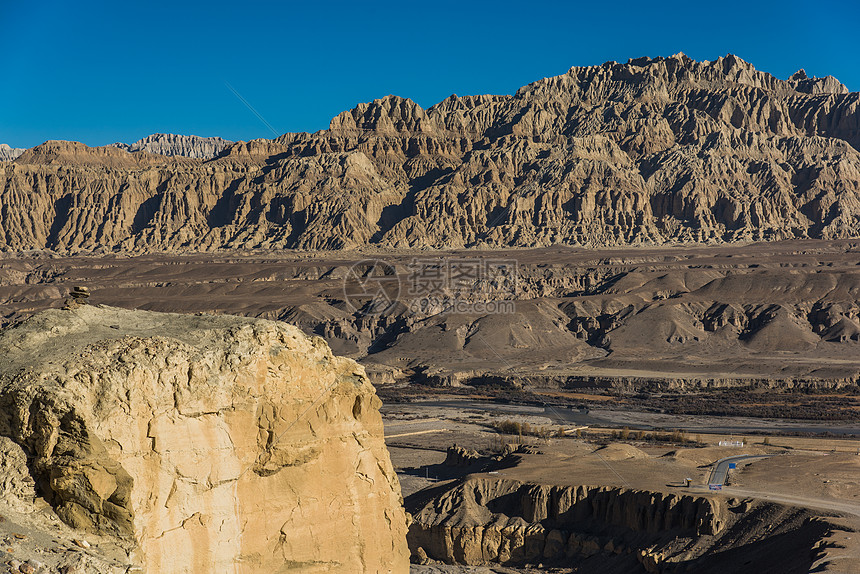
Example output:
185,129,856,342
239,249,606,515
406,475,841,573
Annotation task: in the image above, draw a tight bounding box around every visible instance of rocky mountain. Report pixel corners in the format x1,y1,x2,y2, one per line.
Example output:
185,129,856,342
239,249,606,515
109,133,234,159
787,69,849,95
0,143,25,162
2,53,860,252
0,305,409,573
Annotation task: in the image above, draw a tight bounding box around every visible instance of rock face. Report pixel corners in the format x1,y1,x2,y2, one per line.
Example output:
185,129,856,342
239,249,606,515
0,143,25,161
12,140,187,169
408,477,726,567
788,69,850,95
406,476,834,573
3,53,860,252
0,306,409,573
110,134,234,159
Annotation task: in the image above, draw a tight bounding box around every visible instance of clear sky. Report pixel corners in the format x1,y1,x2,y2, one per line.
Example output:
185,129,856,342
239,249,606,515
2,0,858,149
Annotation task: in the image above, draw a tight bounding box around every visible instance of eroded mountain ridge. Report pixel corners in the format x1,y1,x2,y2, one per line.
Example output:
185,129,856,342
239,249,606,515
2,53,859,252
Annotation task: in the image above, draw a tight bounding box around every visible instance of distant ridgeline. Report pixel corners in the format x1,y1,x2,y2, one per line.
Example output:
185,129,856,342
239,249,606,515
2,54,860,252
107,133,235,160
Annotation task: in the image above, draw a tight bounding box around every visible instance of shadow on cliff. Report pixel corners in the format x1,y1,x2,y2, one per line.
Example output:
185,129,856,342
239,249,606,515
406,471,843,574
370,166,452,243
672,517,838,574
403,451,522,513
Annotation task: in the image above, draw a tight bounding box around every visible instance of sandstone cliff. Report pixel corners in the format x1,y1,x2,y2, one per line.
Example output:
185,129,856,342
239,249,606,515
0,305,409,573
3,53,860,252
110,134,234,159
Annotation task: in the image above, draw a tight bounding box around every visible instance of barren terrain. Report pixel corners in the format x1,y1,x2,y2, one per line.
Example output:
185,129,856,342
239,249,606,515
2,244,860,573
3,52,860,572
383,400,860,573
7,38,860,574
2,240,860,421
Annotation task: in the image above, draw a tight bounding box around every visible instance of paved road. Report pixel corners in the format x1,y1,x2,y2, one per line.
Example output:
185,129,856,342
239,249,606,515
707,454,773,487
723,488,860,517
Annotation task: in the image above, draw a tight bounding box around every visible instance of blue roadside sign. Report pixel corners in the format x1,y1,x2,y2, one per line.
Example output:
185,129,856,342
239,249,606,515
708,484,722,490
728,462,736,469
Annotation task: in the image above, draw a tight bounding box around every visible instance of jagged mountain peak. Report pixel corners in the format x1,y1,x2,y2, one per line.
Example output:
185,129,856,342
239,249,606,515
515,53,770,99
790,69,810,81
788,73,849,95
329,95,437,134
0,143,25,162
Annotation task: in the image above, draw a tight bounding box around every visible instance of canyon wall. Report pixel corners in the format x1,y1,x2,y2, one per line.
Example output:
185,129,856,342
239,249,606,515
0,305,410,573
407,476,832,573
408,477,725,569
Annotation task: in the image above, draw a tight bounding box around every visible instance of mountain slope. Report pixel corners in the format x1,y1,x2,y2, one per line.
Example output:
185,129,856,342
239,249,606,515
2,53,860,252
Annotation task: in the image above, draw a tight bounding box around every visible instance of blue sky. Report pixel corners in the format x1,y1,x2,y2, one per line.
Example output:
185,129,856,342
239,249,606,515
2,0,858,149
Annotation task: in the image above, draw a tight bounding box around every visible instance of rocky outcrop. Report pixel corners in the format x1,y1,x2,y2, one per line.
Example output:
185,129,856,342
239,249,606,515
0,306,409,573
2,54,860,252
110,134,234,159
12,140,186,168
444,445,482,467
0,143,25,162
788,69,849,95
